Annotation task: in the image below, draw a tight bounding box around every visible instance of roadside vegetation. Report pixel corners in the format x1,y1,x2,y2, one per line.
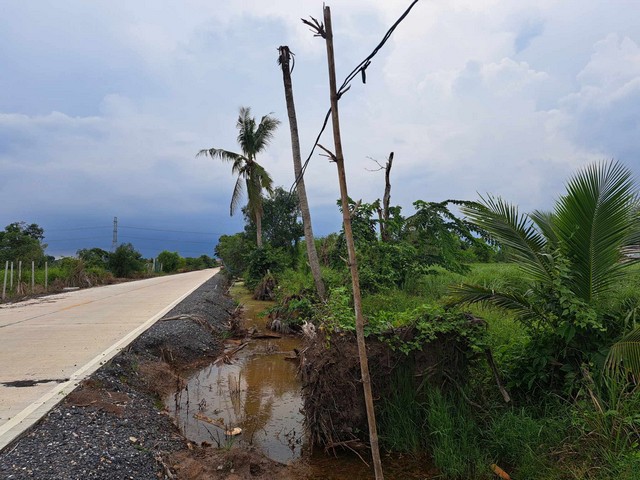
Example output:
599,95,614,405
0,222,217,302
215,159,640,479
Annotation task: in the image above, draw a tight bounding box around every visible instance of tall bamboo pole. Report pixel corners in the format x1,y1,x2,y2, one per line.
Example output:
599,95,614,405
321,6,384,478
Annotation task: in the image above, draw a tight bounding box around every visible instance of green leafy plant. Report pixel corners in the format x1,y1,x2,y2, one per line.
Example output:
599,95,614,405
451,161,640,391
108,243,145,278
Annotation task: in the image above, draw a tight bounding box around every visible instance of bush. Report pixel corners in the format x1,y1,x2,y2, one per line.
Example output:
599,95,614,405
486,408,564,479
244,244,292,290
215,233,251,277
108,243,145,278
77,247,110,269
157,250,183,273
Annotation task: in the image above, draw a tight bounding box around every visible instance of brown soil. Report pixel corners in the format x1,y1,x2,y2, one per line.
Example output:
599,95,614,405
169,447,296,480
65,380,131,416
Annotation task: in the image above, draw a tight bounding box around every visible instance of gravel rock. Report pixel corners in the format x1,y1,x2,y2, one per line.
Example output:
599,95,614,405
0,271,232,480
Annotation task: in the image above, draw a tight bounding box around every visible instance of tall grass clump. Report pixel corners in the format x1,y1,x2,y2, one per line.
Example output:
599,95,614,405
378,365,424,452
425,389,486,478
568,373,640,479
486,407,566,479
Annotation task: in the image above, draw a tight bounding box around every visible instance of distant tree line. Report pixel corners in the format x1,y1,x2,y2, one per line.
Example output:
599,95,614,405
0,222,218,300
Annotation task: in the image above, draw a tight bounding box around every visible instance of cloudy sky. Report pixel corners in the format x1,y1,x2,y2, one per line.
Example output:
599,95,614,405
1,1,639,258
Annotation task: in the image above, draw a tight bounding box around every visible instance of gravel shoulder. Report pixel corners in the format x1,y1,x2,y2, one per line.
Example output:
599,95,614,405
0,272,293,480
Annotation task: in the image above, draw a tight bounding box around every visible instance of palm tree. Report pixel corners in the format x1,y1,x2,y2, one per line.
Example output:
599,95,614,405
198,107,280,247
451,160,640,380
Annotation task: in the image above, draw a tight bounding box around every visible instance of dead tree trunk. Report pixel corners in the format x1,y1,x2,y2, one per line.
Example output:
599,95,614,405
278,45,326,301
380,152,393,242
319,6,384,479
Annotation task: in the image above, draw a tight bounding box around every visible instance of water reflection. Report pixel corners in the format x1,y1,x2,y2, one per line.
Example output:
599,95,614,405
167,283,436,478
167,284,305,463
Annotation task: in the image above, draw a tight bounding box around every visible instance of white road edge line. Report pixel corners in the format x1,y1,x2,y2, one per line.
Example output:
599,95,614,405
0,268,219,451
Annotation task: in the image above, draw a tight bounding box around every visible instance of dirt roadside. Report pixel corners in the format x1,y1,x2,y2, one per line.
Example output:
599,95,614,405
0,272,296,480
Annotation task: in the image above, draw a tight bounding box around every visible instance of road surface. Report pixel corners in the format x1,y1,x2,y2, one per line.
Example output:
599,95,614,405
0,268,219,450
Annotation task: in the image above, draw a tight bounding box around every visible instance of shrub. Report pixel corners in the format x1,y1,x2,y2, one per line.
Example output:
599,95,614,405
215,233,251,277
244,244,291,290
108,243,145,278
157,250,182,273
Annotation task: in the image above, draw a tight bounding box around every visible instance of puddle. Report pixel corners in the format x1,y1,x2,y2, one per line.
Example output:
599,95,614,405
167,283,305,463
167,283,437,478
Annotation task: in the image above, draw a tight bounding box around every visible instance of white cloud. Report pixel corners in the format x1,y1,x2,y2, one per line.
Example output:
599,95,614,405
0,1,639,256
559,34,640,160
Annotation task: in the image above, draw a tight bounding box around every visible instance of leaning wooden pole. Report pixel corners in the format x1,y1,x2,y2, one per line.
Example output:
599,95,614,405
321,6,384,479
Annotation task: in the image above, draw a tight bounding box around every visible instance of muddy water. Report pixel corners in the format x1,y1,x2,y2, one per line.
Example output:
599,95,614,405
167,283,305,463
168,283,434,478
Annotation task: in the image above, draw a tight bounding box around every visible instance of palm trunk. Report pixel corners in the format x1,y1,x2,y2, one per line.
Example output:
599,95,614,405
256,212,263,248
278,46,326,301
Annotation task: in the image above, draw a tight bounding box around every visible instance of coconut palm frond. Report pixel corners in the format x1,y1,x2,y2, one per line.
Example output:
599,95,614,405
449,283,545,324
229,175,245,216
196,148,243,163
254,114,281,152
461,195,553,284
530,210,558,249
237,107,258,156
252,161,274,193
605,326,640,377
554,160,638,302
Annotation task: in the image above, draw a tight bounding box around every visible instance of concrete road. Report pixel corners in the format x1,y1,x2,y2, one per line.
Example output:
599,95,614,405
0,268,219,450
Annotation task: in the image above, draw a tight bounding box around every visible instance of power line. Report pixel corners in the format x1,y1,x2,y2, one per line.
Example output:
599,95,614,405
119,225,223,235
45,226,111,232
44,224,224,235
291,0,421,194
119,235,214,245
45,236,112,242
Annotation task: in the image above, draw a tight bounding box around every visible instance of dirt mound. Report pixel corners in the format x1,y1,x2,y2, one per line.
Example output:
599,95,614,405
65,379,131,416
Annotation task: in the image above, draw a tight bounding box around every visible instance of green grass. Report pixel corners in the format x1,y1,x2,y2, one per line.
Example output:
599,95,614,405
378,365,424,452
426,389,487,478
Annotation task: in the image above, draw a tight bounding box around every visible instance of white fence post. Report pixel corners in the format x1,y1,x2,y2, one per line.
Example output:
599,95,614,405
18,260,22,295
2,261,8,300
